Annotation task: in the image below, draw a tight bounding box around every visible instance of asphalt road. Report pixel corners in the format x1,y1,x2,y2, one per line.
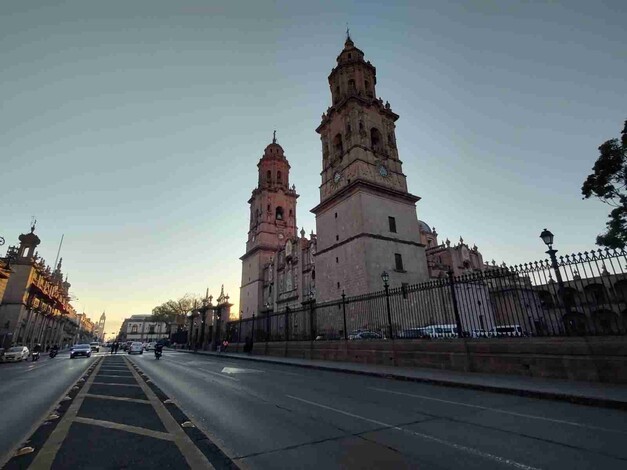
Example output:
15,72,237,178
0,350,97,462
129,350,627,470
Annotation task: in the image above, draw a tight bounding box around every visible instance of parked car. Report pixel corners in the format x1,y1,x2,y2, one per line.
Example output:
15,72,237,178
471,329,489,338
128,342,144,355
70,344,92,359
348,330,383,340
124,341,133,351
90,342,100,352
4,346,29,362
145,342,157,351
489,325,527,337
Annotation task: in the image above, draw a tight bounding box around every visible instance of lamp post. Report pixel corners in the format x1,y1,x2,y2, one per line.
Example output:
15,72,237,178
381,271,394,340
186,307,199,351
540,229,573,319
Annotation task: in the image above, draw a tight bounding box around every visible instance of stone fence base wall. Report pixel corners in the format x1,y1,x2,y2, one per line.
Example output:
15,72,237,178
229,337,627,383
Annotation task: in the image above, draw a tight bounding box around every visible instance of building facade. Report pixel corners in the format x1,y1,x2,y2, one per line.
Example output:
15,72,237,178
118,314,169,343
0,226,93,349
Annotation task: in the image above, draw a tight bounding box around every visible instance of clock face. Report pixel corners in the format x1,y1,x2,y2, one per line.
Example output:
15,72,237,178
333,172,341,183
378,165,389,177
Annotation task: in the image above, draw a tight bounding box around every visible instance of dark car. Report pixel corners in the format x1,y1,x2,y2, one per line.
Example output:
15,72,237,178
70,344,92,359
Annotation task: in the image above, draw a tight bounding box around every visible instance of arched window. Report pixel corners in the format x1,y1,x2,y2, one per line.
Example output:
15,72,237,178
266,170,271,182
276,206,284,220
371,128,382,150
348,79,355,91
333,133,343,155
277,171,282,183
365,80,372,97
131,325,138,334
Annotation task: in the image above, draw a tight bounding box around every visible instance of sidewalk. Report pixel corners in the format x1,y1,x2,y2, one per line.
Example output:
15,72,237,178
183,349,627,410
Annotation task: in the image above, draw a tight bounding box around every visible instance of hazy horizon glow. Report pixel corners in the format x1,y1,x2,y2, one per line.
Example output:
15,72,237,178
2,1,625,335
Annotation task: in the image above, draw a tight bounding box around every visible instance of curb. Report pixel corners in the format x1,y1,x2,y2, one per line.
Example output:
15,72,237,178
182,350,627,411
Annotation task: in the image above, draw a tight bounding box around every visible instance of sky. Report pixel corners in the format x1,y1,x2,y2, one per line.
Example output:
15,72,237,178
1,0,625,338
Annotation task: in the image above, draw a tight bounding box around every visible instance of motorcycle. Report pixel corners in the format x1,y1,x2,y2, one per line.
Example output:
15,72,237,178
154,349,162,360
49,349,58,358
31,351,40,362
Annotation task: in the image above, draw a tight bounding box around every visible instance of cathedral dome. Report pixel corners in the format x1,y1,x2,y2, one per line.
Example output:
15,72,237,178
418,220,432,234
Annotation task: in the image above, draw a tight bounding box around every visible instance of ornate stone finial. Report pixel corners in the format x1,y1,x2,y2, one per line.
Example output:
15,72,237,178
56,257,63,272
346,23,350,41
473,244,478,251
445,238,450,247
220,284,225,297
459,236,464,245
300,227,306,238
272,130,277,144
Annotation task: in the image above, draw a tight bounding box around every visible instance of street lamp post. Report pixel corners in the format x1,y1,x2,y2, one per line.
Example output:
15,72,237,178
381,272,394,340
540,229,573,319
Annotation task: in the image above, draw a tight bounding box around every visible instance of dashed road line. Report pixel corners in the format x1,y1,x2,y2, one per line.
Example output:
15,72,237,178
286,394,542,470
91,382,141,387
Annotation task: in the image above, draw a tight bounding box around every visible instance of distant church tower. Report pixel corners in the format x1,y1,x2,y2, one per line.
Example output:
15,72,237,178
97,311,106,342
240,134,299,318
312,35,428,301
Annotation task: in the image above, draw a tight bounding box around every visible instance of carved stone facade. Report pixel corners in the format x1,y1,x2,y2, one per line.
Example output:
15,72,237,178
261,229,317,314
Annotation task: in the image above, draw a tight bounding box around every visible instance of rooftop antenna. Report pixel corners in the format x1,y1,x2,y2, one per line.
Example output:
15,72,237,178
53,234,64,272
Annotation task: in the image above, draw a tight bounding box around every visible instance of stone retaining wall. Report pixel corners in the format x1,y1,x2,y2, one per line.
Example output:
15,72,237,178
231,337,627,383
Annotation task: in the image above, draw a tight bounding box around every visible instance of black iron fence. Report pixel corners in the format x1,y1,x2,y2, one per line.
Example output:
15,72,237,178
227,248,627,343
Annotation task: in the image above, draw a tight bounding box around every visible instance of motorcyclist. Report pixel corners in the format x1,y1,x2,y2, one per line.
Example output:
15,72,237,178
32,343,42,361
154,342,163,359
49,344,59,358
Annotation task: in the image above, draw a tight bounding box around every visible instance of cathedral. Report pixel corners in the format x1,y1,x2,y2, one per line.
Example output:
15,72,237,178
240,35,486,318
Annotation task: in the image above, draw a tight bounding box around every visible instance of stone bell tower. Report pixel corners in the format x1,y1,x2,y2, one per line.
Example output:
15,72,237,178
240,133,299,318
312,35,428,301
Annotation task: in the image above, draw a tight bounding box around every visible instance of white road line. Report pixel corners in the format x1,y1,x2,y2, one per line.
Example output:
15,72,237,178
368,388,627,435
165,359,238,381
286,395,542,470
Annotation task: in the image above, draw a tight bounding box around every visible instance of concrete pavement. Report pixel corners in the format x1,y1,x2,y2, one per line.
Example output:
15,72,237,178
129,349,627,469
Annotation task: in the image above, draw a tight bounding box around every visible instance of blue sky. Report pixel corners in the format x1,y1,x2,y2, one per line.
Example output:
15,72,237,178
1,1,625,335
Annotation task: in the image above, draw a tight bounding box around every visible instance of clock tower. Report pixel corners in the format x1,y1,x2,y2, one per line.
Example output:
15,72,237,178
240,134,298,319
312,35,428,301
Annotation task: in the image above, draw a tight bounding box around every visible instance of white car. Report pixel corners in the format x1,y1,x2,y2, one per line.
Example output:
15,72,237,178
4,346,30,362
145,342,157,351
128,342,144,355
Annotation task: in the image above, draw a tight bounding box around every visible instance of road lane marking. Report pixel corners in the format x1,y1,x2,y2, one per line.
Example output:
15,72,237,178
368,388,627,435
73,417,173,441
85,393,151,404
27,358,104,469
91,382,141,387
95,374,134,378
221,367,262,375
286,395,541,470
166,360,238,381
124,357,213,469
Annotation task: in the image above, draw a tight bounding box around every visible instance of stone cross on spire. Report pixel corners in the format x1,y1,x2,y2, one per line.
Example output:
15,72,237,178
273,130,277,144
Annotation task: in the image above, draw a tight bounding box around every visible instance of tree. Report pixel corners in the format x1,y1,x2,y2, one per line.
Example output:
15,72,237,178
582,120,627,249
151,294,202,334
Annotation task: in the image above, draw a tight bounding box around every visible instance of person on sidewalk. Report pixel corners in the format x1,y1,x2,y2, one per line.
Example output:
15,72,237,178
222,339,229,353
